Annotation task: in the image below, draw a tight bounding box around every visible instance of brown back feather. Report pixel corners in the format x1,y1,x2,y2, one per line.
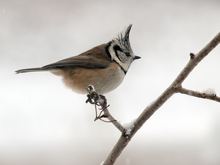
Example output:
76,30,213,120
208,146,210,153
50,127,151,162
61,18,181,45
42,44,111,70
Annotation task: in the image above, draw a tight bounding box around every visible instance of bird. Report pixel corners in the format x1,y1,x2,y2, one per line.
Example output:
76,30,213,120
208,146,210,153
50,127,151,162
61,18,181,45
16,25,141,94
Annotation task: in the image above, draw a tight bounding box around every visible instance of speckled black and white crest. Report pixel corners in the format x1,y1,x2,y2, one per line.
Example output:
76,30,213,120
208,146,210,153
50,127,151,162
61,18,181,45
116,24,133,52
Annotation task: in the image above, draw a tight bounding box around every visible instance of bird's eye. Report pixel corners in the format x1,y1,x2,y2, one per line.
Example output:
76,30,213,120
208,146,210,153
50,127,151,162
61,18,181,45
113,45,122,52
113,45,130,57
125,52,130,57
112,44,130,63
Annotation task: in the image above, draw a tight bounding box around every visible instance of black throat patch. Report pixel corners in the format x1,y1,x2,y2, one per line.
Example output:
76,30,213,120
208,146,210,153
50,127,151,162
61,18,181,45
105,41,113,60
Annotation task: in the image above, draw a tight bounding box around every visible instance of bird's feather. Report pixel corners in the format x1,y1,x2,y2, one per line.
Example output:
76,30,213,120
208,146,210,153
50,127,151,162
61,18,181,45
16,44,111,74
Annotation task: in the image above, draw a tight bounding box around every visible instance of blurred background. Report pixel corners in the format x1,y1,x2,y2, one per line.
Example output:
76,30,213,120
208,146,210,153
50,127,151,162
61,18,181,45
1,0,220,164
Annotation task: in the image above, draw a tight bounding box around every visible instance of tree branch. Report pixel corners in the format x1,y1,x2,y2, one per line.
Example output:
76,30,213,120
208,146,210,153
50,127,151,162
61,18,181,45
86,85,125,133
98,32,220,165
103,109,125,133
178,87,220,102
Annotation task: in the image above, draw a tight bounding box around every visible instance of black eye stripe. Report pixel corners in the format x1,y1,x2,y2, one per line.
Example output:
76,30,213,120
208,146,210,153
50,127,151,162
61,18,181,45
125,52,130,57
113,45,122,52
113,45,131,57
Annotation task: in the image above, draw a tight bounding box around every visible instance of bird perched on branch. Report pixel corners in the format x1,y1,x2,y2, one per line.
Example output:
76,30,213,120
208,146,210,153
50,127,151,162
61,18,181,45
16,25,140,94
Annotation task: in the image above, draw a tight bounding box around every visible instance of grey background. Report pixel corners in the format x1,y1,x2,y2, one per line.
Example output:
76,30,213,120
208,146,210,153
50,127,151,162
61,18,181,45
0,0,220,164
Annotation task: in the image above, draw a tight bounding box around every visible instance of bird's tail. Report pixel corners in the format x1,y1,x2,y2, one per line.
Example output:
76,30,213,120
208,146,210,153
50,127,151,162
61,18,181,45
15,67,46,74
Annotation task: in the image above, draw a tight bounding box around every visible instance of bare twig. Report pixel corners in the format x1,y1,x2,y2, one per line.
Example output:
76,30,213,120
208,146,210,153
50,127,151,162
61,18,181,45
178,87,220,102
102,32,220,165
86,85,125,133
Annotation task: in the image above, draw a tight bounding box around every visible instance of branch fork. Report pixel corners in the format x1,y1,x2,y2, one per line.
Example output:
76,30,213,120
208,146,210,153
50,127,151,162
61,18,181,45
86,32,220,165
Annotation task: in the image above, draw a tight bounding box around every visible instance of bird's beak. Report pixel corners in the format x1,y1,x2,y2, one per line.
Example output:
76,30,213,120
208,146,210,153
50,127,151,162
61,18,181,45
133,56,141,60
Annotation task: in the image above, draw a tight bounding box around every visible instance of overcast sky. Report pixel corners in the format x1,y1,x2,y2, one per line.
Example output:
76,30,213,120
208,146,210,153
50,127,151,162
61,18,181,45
0,0,220,164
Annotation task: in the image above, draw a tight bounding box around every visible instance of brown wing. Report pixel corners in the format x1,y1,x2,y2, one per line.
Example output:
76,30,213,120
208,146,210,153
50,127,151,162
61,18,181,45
42,44,111,70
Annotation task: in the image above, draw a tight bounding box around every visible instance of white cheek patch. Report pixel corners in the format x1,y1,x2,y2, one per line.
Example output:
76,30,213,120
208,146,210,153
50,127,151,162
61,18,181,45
108,41,132,72
117,51,127,63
